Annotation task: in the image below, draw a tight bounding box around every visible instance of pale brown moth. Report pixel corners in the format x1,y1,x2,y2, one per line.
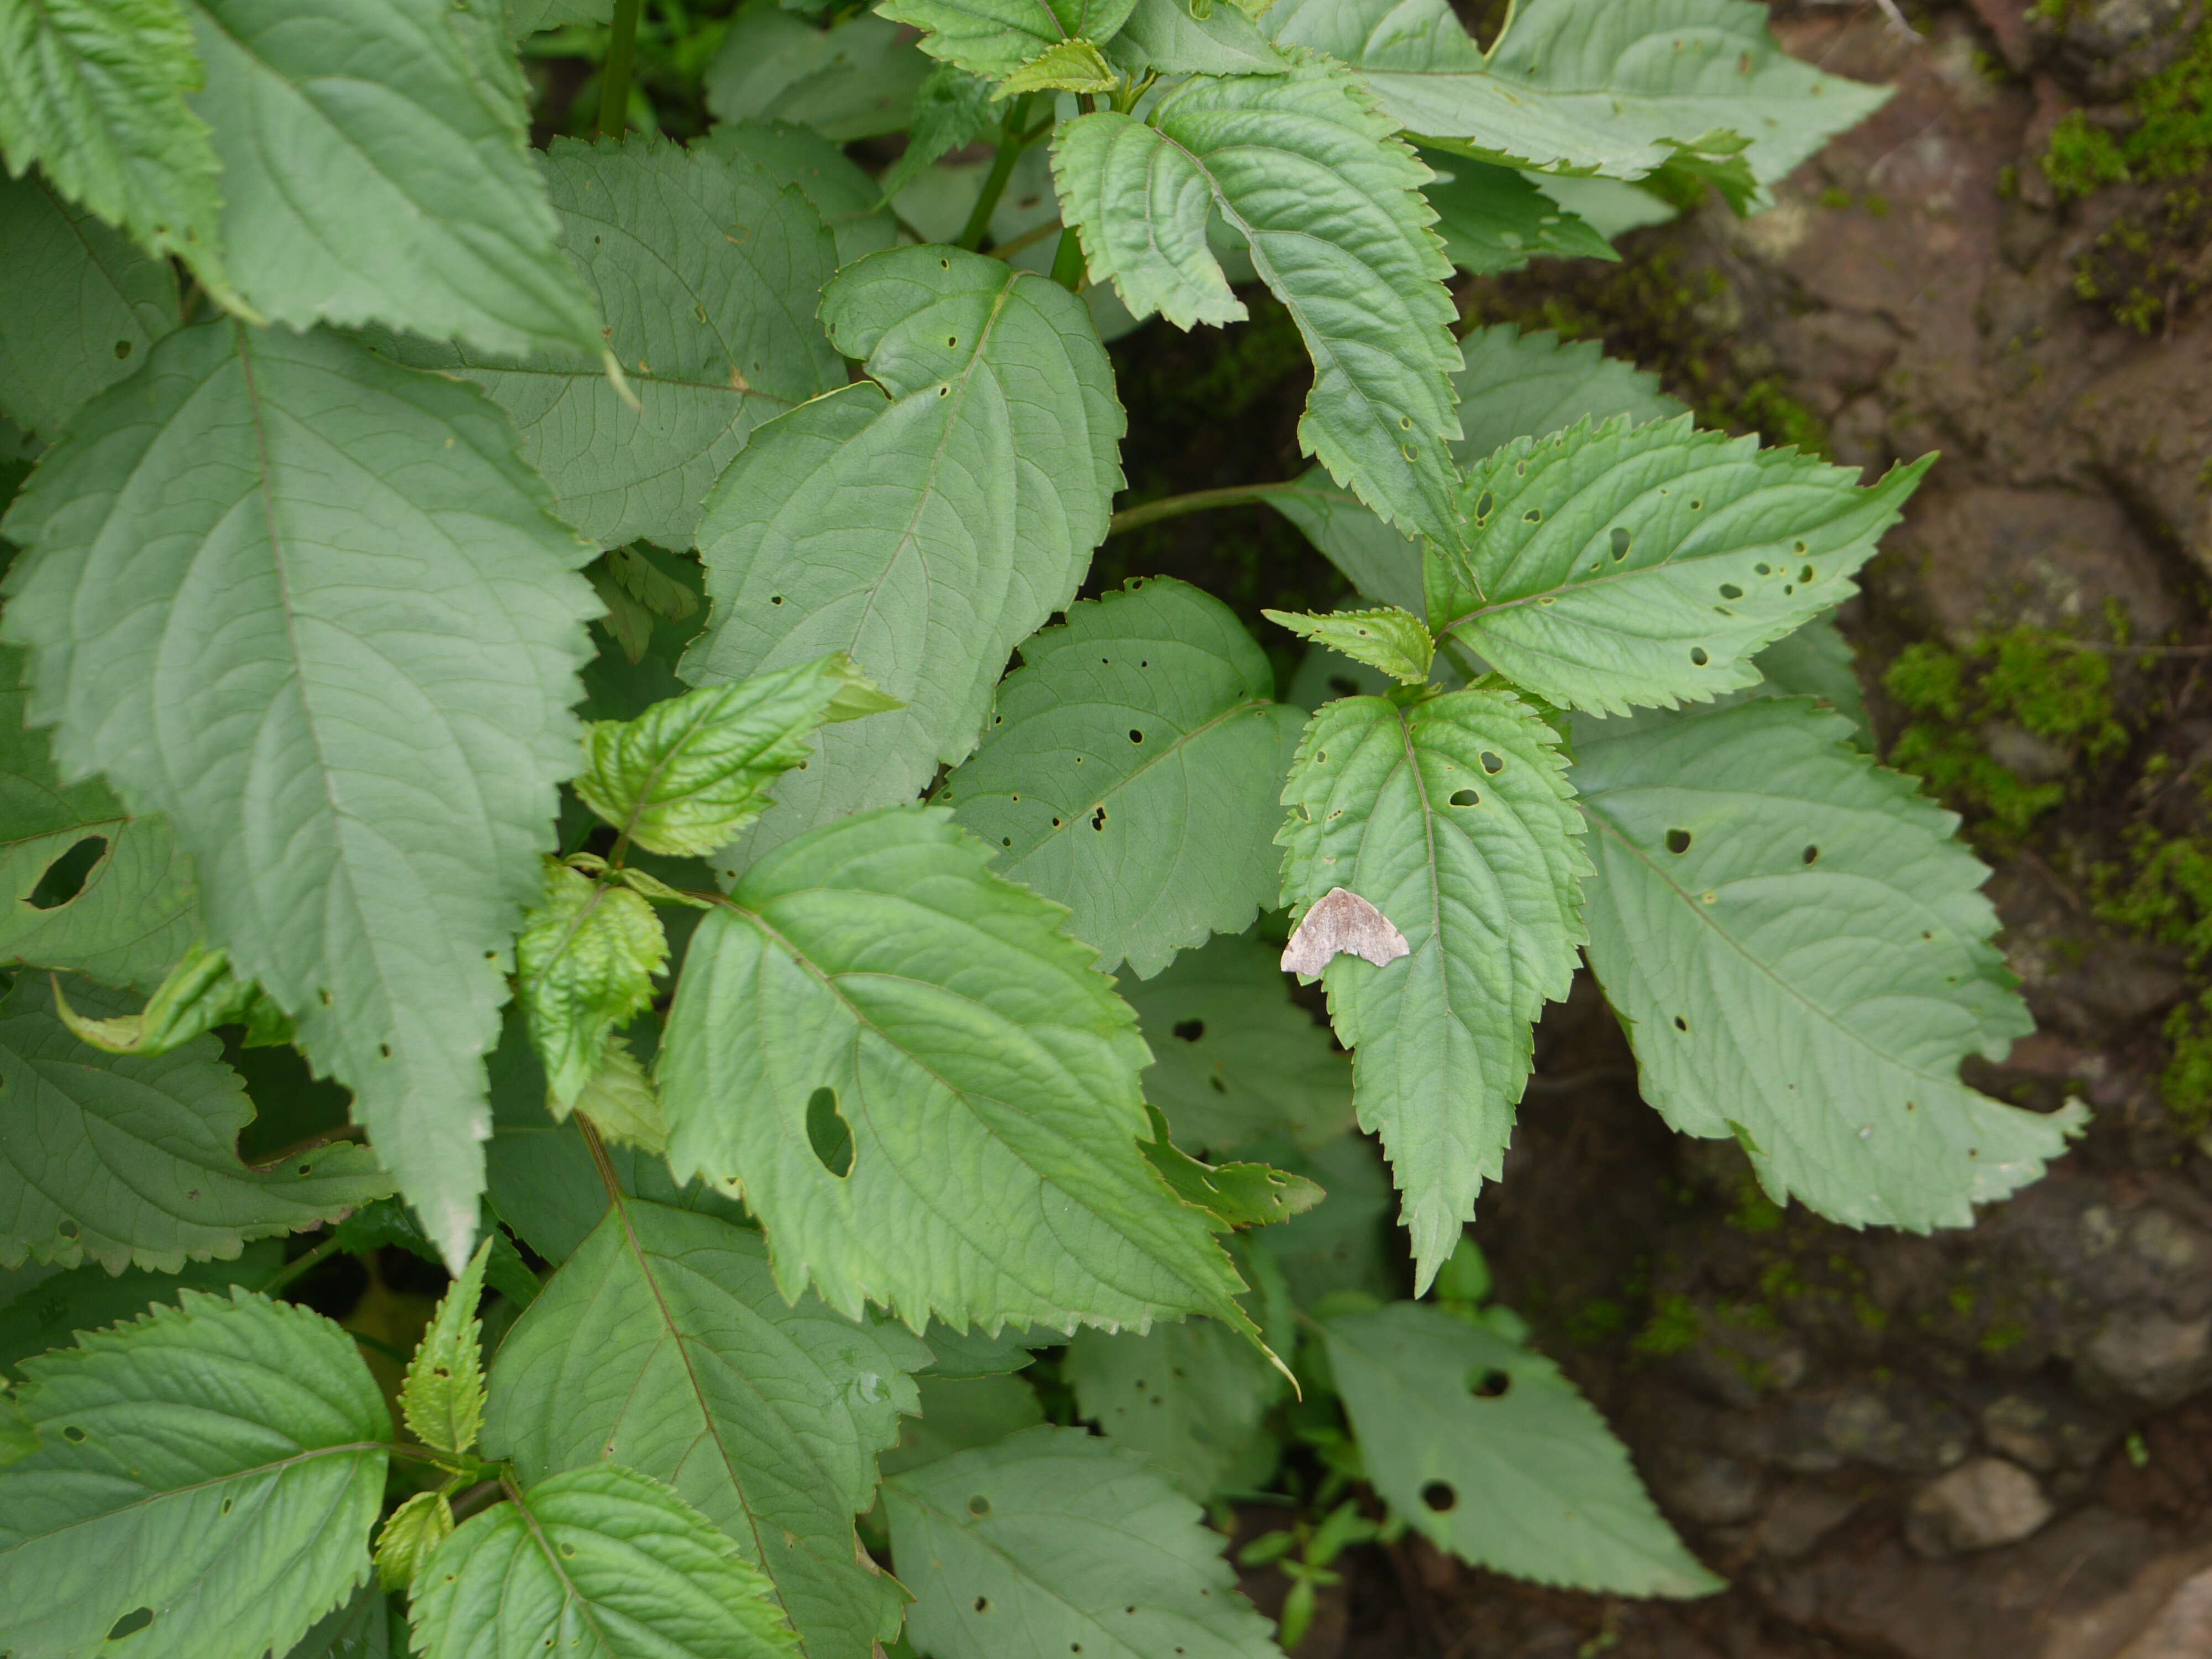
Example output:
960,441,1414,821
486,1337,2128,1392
1280,886,1411,976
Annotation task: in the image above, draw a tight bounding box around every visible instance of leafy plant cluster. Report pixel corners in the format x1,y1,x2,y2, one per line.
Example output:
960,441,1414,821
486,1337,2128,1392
0,0,2085,1655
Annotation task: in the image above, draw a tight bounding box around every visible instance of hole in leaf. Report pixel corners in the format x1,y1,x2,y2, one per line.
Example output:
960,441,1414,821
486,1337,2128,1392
560,1543,576,1558
1208,1076,1227,1094
1128,729,1143,744
1801,565,1814,583
1522,508,1541,524
968,1494,991,1517
1172,1020,1204,1042
1690,498,1703,510
1474,491,1494,519
106,1610,153,1642
770,595,783,606
1665,829,1692,854
1469,1367,1511,1397
1091,806,1107,831
1718,583,1743,599
1673,1016,1689,1031
1450,788,1479,807
56,1218,79,1240
806,1087,853,1178
1803,846,1819,865
1479,751,1503,774
29,837,107,909
62,1425,85,1443
114,340,133,360
1420,1481,1457,1513
974,1598,990,1613
1754,562,1771,576
1689,647,1709,666
1610,526,1631,559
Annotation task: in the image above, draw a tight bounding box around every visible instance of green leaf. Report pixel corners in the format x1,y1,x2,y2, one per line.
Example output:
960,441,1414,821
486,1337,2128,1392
1752,612,1871,745
0,977,390,1272
1262,606,1433,685
410,1464,796,1659
877,0,1136,80
0,0,230,302
375,1491,455,1593
484,1199,926,1659
1141,1107,1324,1232
0,1286,391,1659
570,1036,668,1154
919,1323,1043,1378
0,1240,283,1378
1425,419,1933,716
1572,697,2083,1229
1,321,601,1272
403,1237,494,1458
877,65,997,202
1268,326,1684,615
1067,1316,1282,1499
1480,0,1891,188
1247,1133,1395,1306
705,8,930,142
660,805,1252,1335
0,170,178,440
578,654,900,859
684,247,1123,860
51,941,286,1055
1121,931,1353,1156
885,1425,1279,1659
0,648,199,992
374,137,844,554
1003,36,1117,94
284,1584,399,1659
941,577,1305,978
879,1373,1044,1477
1104,0,1287,75
1053,59,1461,544
1324,1301,1721,1594
1277,690,1587,1290
1417,152,1615,276
518,864,668,1112
180,0,603,358
0,1394,34,1465
507,0,607,33
698,119,903,265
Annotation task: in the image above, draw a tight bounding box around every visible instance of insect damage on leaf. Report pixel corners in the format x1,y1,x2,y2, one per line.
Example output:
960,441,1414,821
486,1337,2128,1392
1281,886,1411,976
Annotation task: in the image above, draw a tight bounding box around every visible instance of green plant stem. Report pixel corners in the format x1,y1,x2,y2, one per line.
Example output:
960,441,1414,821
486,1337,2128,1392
260,1233,345,1297
1106,480,1305,536
958,95,1035,252
597,0,644,139
1049,224,1088,291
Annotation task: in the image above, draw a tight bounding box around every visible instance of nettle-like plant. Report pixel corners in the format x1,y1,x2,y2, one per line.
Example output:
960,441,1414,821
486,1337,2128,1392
0,0,2084,1654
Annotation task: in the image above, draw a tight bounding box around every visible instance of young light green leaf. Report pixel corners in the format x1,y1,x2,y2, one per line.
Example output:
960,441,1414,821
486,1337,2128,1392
376,1491,456,1593
878,0,1136,80
1053,59,1462,544
1,321,602,1272
1269,326,1686,614
1263,606,1433,685
0,1287,390,1659
0,1241,283,1379
484,1199,926,1659
705,8,930,141
374,138,844,554
1104,0,1288,75
403,1236,495,1458
50,941,287,1055
0,977,390,1273
571,1036,668,1154
1003,36,1117,94
180,0,603,358
1426,418,1933,716
1121,931,1354,1156
1067,1317,1283,1500
1573,697,2082,1229
517,864,668,1112
0,0,231,304
885,1425,1280,1659
877,65,997,201
410,1464,797,1659
0,171,179,440
880,1373,1045,1477
697,120,904,265
941,578,1306,978
0,646,200,993
1141,1107,1324,1232
684,247,1123,860
1278,690,1587,1290
1326,1301,1722,1595
1418,152,1615,276
659,805,1253,1336
577,653,899,858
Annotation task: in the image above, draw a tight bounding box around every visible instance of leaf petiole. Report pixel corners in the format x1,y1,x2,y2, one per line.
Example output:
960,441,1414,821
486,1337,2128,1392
957,93,1036,252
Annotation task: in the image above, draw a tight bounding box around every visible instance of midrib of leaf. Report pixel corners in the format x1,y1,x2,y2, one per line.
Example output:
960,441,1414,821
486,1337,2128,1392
2,810,128,853
843,276,1022,661
1578,795,1971,1090
1382,702,1465,1180
597,1185,797,1644
462,362,796,403
991,695,1275,879
501,1473,623,1652
18,1440,388,1544
536,877,622,979
715,894,1175,1312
